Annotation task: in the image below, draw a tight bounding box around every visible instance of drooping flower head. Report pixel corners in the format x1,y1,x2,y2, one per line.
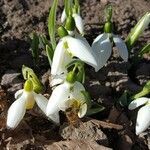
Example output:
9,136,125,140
7,80,58,129
92,5,128,71
46,81,88,121
51,35,98,76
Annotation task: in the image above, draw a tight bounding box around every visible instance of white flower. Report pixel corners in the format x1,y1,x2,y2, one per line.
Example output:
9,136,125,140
7,80,59,129
128,97,150,135
46,81,88,119
92,33,128,71
51,35,98,76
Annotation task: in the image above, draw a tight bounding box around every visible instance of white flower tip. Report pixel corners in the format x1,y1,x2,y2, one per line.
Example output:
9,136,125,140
7,98,26,129
73,13,84,34
61,9,66,23
128,97,149,110
135,105,150,135
48,112,60,125
78,103,87,118
136,127,142,135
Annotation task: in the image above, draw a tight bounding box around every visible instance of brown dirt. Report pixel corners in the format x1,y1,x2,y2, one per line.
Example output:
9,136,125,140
0,0,150,149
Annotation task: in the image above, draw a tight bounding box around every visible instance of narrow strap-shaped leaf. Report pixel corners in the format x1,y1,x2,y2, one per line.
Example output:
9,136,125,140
139,43,150,56
46,45,54,66
86,103,105,116
31,32,39,63
48,0,58,50
40,34,52,48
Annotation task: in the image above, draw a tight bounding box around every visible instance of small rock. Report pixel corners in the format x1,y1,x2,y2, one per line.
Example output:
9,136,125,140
7,83,23,93
60,120,109,146
1,70,20,86
45,140,112,150
136,63,150,85
117,134,133,150
1,70,23,94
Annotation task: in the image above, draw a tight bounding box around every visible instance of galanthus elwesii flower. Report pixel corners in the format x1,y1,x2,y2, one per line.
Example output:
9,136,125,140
7,80,59,129
51,35,98,76
92,33,128,71
46,81,88,120
128,97,150,135
61,9,84,35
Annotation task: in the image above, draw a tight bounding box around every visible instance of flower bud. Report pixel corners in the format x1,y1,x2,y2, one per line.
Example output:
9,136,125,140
65,16,75,31
57,26,68,38
126,12,150,49
104,21,113,33
66,71,76,83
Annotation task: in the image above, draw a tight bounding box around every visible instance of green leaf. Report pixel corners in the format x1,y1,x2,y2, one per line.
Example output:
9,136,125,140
46,45,54,66
81,91,92,108
132,80,150,99
22,65,44,93
48,0,58,50
65,59,84,70
139,43,150,56
40,34,52,48
86,103,105,116
118,91,129,106
31,32,39,63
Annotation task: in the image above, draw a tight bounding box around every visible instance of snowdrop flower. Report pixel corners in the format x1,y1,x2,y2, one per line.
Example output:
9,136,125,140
51,35,98,76
46,81,88,119
7,80,58,129
128,97,150,135
92,33,128,71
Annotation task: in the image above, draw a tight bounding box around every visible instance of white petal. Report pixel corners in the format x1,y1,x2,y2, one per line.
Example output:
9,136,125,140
128,97,149,110
64,36,98,70
46,82,70,116
34,93,48,114
92,34,112,71
92,33,107,44
70,81,85,101
51,40,72,75
73,13,84,34
48,112,60,124
78,103,87,118
75,34,90,46
7,97,26,128
136,105,150,135
15,89,23,99
51,40,65,75
61,9,66,23
50,74,66,87
113,35,128,61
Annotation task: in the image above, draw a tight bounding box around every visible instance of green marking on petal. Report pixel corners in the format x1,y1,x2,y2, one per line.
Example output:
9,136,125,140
24,80,33,92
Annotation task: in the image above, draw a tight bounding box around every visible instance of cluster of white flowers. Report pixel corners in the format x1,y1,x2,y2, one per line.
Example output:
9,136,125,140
6,2,150,137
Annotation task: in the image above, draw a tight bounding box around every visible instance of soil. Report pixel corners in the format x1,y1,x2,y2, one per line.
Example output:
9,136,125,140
0,0,150,149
